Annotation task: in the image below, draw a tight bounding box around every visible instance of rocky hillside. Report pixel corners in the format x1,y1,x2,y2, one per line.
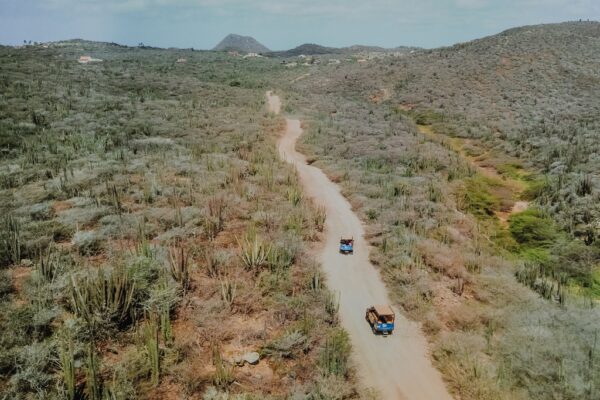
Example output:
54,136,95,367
212,34,270,53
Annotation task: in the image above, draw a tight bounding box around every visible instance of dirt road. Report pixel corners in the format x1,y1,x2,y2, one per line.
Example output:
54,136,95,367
268,92,453,400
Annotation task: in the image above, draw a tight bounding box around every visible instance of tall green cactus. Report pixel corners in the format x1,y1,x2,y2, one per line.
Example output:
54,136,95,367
58,332,76,400
85,342,100,400
319,329,351,377
168,245,190,294
143,314,160,387
2,215,21,266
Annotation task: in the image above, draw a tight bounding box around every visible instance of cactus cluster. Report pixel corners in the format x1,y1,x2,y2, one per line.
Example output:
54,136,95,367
239,236,271,272
68,264,136,327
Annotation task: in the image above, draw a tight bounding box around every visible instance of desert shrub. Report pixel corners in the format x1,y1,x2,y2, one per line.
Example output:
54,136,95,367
25,219,74,242
7,341,55,398
308,374,355,400
103,347,148,398
413,110,446,125
0,303,56,348
72,230,105,255
267,239,299,273
263,330,309,359
551,237,600,283
128,253,162,294
460,176,500,219
523,177,552,201
203,388,267,400
27,202,54,221
499,303,600,400
0,269,13,299
509,209,557,247
143,274,180,316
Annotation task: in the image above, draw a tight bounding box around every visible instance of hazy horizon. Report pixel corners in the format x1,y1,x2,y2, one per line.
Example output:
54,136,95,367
1,1,600,50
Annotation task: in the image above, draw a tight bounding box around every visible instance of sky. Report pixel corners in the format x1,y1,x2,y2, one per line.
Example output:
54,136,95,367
1,0,599,50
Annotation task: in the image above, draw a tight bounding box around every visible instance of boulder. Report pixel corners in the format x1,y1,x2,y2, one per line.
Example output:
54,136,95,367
242,352,260,365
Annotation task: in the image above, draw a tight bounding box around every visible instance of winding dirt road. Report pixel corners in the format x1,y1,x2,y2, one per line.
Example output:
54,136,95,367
267,91,453,400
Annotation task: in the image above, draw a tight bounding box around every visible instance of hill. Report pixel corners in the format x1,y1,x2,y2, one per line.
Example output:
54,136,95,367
269,43,420,57
298,19,600,302
269,43,342,57
288,20,600,400
212,33,270,53
342,45,419,53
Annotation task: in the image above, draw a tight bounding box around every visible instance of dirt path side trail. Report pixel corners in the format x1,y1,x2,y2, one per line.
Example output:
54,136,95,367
416,124,529,224
268,92,453,400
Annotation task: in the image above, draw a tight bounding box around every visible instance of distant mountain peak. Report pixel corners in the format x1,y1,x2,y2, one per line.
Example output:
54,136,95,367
213,34,270,53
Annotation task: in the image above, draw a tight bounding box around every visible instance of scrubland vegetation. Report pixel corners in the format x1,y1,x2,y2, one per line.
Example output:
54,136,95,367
0,41,356,399
285,21,600,400
3,20,600,400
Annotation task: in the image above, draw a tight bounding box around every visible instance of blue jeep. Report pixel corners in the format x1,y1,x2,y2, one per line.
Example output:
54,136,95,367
339,237,354,254
366,305,395,336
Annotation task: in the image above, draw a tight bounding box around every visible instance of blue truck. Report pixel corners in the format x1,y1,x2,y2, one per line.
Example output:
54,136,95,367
366,305,395,336
339,237,354,254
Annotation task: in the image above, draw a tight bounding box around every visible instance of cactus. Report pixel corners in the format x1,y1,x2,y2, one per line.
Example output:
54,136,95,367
287,187,303,206
219,276,237,308
204,247,224,278
267,244,294,273
160,307,173,346
168,245,190,294
212,346,234,389
2,215,21,266
37,246,61,282
58,332,76,400
106,182,122,216
239,236,271,272
313,205,327,232
325,291,340,325
175,206,183,227
319,329,351,377
576,174,593,197
69,264,136,327
85,342,101,400
310,270,322,293
452,277,465,296
208,196,225,228
143,314,160,386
